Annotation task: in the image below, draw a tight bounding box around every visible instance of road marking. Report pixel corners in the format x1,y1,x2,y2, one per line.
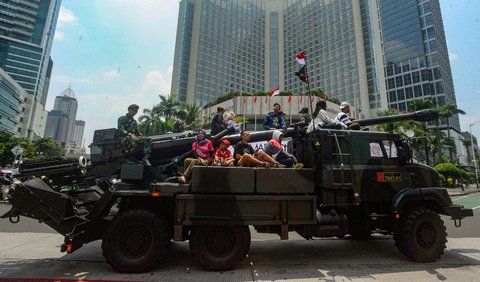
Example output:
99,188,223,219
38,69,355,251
453,193,480,210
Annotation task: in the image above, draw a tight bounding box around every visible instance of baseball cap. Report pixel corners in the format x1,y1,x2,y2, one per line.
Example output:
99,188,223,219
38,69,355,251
340,102,350,109
221,139,230,146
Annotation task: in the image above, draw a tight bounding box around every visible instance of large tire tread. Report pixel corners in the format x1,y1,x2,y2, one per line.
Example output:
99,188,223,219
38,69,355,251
394,208,447,262
101,208,170,273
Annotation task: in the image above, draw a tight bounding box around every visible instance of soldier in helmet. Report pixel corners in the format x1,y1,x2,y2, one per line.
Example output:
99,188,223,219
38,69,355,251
117,104,152,166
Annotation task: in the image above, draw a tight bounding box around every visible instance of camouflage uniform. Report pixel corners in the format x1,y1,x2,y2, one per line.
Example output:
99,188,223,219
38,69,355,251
117,112,152,161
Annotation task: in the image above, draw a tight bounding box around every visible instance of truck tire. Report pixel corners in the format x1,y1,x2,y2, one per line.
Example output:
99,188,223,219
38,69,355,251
394,208,447,262
102,208,169,273
190,225,250,271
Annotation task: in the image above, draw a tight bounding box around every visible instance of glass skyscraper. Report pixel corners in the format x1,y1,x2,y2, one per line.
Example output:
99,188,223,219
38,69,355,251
172,0,387,116
378,0,459,130
0,0,61,138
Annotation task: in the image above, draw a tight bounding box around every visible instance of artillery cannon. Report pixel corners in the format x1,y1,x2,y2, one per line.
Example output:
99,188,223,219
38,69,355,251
1,106,473,273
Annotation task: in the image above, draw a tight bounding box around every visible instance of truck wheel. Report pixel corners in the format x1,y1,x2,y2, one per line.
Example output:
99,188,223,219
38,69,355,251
394,208,447,262
102,208,170,273
190,225,250,271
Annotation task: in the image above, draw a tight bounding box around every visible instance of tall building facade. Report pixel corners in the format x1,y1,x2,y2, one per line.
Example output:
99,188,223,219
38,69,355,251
51,86,78,144
72,120,85,148
172,0,387,116
0,67,29,136
0,0,62,137
44,109,68,143
378,0,459,130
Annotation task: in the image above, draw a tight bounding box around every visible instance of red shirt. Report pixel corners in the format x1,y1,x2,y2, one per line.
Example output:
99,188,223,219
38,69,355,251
215,148,232,159
192,140,214,160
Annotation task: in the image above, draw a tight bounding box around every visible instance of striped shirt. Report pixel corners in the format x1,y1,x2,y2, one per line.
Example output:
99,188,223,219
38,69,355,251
336,112,352,126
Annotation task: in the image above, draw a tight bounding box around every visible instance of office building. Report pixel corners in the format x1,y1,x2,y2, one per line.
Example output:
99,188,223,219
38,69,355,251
172,0,387,116
378,0,459,131
0,67,29,136
51,86,78,144
0,0,62,137
44,109,68,143
72,119,85,149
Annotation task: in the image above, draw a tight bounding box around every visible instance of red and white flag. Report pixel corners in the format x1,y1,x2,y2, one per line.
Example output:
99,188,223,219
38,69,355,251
253,96,257,104
270,86,280,97
295,51,306,65
288,95,292,103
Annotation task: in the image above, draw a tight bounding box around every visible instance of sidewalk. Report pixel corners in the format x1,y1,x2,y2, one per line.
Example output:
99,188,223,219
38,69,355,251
446,183,480,197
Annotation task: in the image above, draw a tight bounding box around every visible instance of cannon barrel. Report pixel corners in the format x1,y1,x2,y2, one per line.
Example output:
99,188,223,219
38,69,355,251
356,109,439,127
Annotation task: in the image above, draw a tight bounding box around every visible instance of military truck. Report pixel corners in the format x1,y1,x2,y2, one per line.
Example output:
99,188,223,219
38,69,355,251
1,109,473,273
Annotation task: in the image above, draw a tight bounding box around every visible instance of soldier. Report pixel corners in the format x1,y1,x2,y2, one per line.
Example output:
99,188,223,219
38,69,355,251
117,104,152,166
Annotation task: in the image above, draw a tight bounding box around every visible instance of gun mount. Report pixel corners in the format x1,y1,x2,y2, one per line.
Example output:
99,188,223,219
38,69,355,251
355,108,439,127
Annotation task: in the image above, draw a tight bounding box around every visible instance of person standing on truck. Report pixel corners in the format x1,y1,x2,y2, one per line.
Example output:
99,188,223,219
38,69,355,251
336,102,361,130
263,103,287,130
117,104,152,166
210,106,226,135
224,111,241,134
178,129,214,184
214,139,235,166
307,100,345,133
234,130,280,167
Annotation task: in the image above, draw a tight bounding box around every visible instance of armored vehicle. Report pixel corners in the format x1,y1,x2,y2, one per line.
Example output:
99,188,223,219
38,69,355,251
1,109,473,273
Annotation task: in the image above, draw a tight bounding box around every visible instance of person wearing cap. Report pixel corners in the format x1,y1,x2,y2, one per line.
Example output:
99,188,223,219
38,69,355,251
117,104,152,166
263,103,287,130
307,100,345,133
211,106,226,135
214,139,235,166
337,102,361,130
292,107,311,127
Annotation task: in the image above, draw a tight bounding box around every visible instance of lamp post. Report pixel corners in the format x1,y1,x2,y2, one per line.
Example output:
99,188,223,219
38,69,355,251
469,120,480,189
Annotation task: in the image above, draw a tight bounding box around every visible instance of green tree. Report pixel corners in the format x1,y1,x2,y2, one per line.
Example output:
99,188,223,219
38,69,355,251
154,94,181,130
33,137,64,158
410,99,437,165
434,162,461,186
0,131,35,166
439,103,466,162
181,103,204,130
138,108,166,136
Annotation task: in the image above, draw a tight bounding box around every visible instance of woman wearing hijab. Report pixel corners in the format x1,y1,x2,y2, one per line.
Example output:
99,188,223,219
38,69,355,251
178,129,214,183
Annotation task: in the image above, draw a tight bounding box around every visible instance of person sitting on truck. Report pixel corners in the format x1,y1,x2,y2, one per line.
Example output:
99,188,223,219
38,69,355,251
261,130,303,168
214,139,235,166
210,106,226,136
234,130,280,168
336,102,361,130
117,104,153,166
263,103,287,130
178,129,214,184
224,111,241,134
307,100,345,133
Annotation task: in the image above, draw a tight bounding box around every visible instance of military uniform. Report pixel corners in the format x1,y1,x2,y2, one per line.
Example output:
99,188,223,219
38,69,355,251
117,105,152,164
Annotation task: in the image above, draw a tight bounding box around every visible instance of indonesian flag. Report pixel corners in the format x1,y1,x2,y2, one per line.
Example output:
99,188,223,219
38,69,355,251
288,95,292,103
295,51,306,65
253,96,257,103
270,86,280,97
300,95,303,103
243,97,247,104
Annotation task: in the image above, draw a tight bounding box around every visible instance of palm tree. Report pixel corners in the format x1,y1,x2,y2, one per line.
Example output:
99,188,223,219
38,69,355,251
410,99,437,165
461,138,473,165
181,103,204,130
33,137,63,157
439,103,466,162
138,108,165,136
155,94,181,130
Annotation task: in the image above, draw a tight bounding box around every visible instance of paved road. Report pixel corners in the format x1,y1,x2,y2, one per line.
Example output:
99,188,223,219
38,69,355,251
1,190,479,281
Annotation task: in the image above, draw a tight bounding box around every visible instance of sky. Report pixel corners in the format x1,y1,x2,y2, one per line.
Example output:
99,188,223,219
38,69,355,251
46,0,480,149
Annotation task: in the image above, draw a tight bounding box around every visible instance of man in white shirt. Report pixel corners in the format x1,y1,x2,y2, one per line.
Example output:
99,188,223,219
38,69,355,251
307,100,345,133
336,102,360,130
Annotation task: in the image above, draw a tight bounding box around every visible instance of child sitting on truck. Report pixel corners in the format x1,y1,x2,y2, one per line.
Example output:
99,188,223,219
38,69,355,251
214,139,235,166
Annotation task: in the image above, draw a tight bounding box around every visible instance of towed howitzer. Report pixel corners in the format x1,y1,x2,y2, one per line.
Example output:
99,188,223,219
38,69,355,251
355,108,439,127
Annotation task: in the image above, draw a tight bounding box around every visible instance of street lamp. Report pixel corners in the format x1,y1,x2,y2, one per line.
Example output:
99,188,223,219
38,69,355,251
469,120,480,189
